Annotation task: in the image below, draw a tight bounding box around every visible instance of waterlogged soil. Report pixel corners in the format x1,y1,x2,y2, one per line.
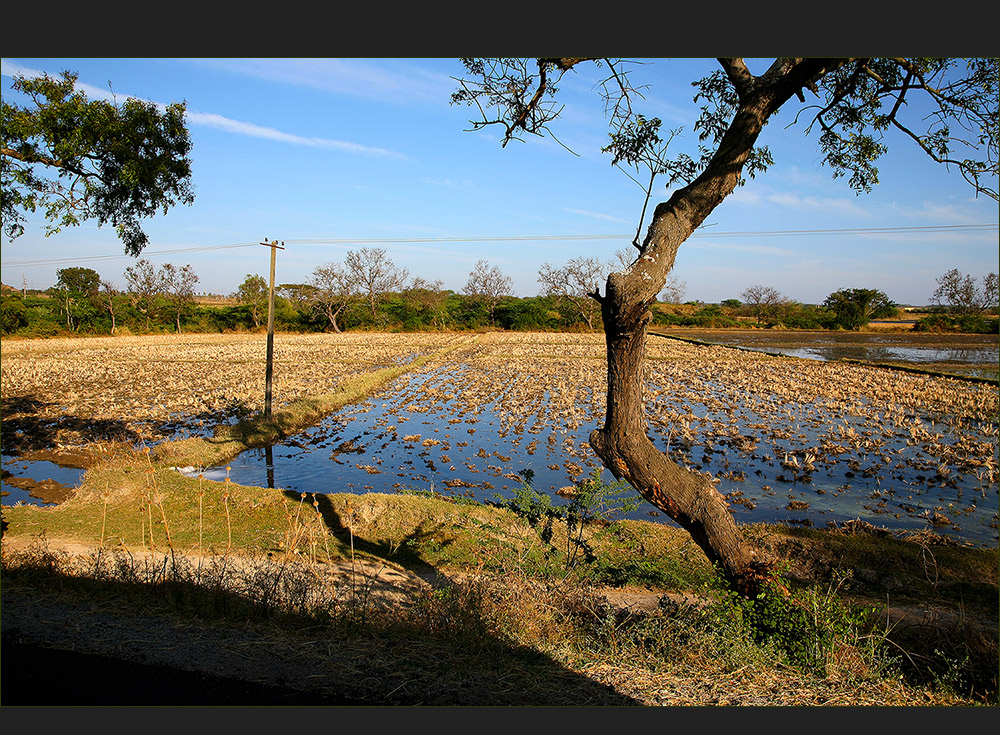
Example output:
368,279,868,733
663,328,999,379
2,331,998,547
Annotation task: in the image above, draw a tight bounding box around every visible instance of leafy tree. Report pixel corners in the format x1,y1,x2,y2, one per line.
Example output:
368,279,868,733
53,266,101,330
452,57,998,597
463,259,513,325
823,288,895,330
234,274,268,329
55,267,101,297
2,70,194,255
931,268,999,316
0,293,28,334
538,256,609,330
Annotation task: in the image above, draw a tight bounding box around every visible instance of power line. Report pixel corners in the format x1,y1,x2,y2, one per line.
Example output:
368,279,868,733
2,224,996,268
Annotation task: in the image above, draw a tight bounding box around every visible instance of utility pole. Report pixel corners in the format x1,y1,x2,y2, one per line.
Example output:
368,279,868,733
260,238,285,419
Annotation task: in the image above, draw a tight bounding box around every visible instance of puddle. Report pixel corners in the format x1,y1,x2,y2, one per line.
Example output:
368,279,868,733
2,454,86,506
674,331,999,379
190,365,624,517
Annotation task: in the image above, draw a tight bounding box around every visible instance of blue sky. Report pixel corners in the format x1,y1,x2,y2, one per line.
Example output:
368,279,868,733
2,57,997,306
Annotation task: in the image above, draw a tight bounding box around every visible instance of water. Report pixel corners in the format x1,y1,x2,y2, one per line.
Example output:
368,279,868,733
6,332,998,548
199,359,998,548
680,330,999,379
189,365,615,514
1,454,86,506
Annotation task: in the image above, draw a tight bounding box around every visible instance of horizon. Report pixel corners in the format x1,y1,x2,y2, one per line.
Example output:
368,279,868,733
2,58,997,306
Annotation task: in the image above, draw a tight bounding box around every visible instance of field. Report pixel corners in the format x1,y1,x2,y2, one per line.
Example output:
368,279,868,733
3,330,998,544
2,331,998,705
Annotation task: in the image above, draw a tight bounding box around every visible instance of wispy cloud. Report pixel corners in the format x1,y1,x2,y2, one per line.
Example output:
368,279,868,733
565,208,631,224
418,177,482,192
189,58,455,106
764,193,870,218
3,60,406,160
187,111,405,158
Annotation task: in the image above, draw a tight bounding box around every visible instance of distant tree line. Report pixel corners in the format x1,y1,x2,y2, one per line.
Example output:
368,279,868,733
2,255,996,337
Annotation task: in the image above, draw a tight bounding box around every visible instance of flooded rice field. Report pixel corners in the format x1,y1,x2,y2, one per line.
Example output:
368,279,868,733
670,328,999,380
3,331,998,547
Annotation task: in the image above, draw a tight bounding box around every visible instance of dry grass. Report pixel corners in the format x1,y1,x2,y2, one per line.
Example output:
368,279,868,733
3,527,986,706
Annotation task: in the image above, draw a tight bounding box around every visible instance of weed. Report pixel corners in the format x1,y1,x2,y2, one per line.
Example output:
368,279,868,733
503,468,640,572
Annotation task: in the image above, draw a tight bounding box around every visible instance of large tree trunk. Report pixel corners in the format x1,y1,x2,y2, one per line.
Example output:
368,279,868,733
589,58,844,596
589,280,770,596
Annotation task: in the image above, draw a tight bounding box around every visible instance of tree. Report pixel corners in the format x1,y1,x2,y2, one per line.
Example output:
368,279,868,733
741,284,787,325
453,57,998,597
124,258,166,331
2,70,195,256
56,266,101,297
0,294,28,334
537,256,609,330
162,263,199,333
93,279,121,334
54,266,101,331
234,274,268,329
464,259,513,325
823,288,895,330
931,268,999,316
309,262,355,332
405,277,450,329
659,274,687,305
345,247,409,321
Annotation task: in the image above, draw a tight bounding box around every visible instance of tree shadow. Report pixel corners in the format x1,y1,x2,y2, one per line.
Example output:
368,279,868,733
285,488,451,584
2,396,149,456
272,487,644,704
3,545,643,706
1,394,253,458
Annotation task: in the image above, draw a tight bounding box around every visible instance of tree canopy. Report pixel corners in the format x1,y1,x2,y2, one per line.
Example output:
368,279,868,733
452,57,999,597
1,70,195,256
931,268,999,316
823,287,895,330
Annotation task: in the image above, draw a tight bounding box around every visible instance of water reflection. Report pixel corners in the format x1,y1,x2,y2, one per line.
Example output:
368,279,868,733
698,331,998,364
207,361,999,549
1,454,86,506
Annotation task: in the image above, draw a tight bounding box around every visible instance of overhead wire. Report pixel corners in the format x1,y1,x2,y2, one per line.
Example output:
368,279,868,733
2,223,996,268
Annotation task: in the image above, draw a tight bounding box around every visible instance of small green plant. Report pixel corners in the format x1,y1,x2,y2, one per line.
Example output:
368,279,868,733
503,468,641,571
562,469,640,568
505,469,560,546
695,568,888,679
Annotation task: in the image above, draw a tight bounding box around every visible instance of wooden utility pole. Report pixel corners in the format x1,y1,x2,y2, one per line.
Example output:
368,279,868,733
261,239,285,419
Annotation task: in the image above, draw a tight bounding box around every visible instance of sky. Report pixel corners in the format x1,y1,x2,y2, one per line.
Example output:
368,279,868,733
1,57,997,307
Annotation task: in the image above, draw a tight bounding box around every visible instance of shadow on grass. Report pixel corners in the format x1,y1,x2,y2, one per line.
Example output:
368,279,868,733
2,539,642,706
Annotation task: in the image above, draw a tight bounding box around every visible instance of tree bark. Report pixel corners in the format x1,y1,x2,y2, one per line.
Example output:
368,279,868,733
589,58,845,596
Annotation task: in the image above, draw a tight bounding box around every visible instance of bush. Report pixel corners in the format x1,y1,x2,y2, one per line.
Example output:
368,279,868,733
1,295,28,334
914,314,999,334
701,573,886,678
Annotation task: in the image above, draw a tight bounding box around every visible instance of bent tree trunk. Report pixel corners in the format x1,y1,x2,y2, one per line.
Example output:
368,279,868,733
589,280,769,596
589,59,842,597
